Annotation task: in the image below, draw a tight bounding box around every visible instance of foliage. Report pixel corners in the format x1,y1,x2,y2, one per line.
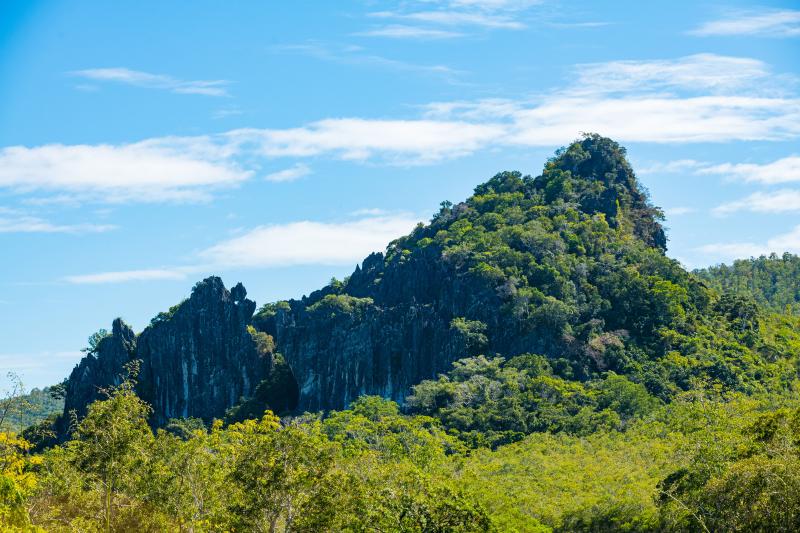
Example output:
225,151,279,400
14,136,800,531
306,294,374,318
697,252,800,314
407,355,660,447
1,373,64,435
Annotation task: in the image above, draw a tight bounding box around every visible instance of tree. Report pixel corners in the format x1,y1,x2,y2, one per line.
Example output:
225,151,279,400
225,414,349,532
67,362,154,531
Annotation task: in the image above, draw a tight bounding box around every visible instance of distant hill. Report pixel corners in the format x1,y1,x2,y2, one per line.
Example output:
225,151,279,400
1,386,63,433
696,253,800,314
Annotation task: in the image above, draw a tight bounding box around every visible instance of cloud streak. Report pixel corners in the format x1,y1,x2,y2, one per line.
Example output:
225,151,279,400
354,25,464,39
71,67,231,96
0,140,252,203
0,207,115,234
64,269,191,284
264,163,312,182
63,214,421,283
691,9,800,37
713,189,800,216
2,54,798,205
698,156,800,185
698,225,800,262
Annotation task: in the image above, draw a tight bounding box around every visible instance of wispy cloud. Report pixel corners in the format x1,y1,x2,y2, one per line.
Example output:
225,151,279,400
227,119,504,163
571,54,777,95
0,207,115,234
198,214,420,269
264,163,312,182
71,67,231,97
270,42,462,79
691,9,800,37
637,159,704,175
64,268,191,284
698,156,800,185
0,140,252,204
698,225,800,262
63,214,421,283
369,10,525,30
354,25,464,39
4,54,799,206
350,208,388,216
713,189,800,216
362,0,542,38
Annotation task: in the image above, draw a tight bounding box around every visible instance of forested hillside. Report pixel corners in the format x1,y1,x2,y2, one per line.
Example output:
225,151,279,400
0,385,63,434
697,253,800,314
4,135,800,531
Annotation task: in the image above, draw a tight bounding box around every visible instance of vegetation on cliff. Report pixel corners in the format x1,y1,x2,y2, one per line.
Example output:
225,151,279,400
5,135,800,531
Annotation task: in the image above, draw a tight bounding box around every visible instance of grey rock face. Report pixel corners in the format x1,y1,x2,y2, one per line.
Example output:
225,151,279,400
58,318,137,434
260,247,536,412
59,277,278,433
136,277,270,427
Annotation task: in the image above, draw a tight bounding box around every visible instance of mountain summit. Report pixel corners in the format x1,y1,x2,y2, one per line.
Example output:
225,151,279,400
57,135,784,430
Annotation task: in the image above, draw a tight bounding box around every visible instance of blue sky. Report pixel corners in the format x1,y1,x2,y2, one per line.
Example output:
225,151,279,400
1,0,799,390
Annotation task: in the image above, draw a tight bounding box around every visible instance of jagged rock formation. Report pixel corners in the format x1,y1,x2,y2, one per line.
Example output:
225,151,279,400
63,134,755,423
136,278,276,427
58,277,297,435
57,318,136,434
254,135,684,411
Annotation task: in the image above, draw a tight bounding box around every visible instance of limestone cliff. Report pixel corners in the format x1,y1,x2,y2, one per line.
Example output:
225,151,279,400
58,277,295,435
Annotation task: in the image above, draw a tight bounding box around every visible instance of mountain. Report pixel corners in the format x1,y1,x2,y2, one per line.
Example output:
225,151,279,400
255,134,784,411
55,134,796,434
696,253,800,314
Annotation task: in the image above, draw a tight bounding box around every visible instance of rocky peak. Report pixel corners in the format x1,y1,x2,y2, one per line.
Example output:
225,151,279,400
57,318,136,435
535,134,667,250
58,277,282,435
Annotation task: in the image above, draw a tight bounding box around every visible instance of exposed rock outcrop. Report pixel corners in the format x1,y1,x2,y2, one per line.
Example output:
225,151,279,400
58,277,297,435
57,318,136,434
136,277,274,427
62,135,685,422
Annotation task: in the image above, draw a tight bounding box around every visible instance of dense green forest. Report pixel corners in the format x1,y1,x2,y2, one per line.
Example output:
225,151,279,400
4,136,800,531
697,253,800,314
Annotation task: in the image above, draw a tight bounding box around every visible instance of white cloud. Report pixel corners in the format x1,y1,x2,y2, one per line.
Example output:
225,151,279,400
698,156,800,184
264,163,312,182
4,55,799,207
572,54,774,95
369,10,525,29
505,95,800,144
65,214,421,284
64,268,191,284
691,9,800,37
270,42,462,79
350,208,388,216
420,53,800,144
364,0,542,35
355,25,464,39
697,225,800,262
71,67,231,96
0,140,252,203
636,159,704,175
198,214,420,268
713,189,800,216
0,206,115,233
228,119,505,162
0,215,115,234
